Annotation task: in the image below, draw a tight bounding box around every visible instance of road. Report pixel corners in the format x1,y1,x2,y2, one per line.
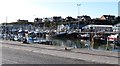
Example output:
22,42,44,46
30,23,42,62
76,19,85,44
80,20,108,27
2,47,97,64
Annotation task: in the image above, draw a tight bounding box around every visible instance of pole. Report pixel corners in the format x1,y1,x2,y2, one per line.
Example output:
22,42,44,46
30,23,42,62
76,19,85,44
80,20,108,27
77,4,81,32
77,4,81,16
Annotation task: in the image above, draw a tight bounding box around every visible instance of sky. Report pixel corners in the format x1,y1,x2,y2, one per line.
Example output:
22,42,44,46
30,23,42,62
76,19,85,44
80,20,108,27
0,0,119,23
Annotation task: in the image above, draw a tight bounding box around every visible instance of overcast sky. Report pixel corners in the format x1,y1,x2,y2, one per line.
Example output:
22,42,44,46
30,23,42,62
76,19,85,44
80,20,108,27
0,0,119,23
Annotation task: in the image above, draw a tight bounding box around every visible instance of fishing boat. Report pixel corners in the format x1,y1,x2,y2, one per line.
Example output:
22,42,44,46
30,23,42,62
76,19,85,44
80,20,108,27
79,33,90,40
55,31,67,37
107,34,120,46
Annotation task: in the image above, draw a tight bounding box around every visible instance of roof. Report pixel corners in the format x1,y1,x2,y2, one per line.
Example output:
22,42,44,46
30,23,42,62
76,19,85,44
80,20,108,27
77,15,91,19
82,15,91,19
83,25,113,28
103,15,115,17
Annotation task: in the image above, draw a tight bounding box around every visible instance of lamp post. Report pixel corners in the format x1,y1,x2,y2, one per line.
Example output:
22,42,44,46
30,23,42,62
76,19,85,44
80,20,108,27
77,4,81,16
33,15,37,31
77,4,81,32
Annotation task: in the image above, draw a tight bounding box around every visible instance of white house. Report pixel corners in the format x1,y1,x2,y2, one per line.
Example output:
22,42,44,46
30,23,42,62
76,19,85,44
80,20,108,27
57,24,70,32
82,25,113,32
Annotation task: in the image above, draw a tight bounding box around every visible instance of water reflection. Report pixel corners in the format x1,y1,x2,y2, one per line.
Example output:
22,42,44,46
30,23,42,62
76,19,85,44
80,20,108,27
47,37,91,49
46,36,120,52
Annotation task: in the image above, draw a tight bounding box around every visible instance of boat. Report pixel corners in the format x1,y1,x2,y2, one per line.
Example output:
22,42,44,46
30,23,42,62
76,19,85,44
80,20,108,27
107,34,119,41
54,31,67,37
94,35,107,44
107,34,120,46
79,33,90,40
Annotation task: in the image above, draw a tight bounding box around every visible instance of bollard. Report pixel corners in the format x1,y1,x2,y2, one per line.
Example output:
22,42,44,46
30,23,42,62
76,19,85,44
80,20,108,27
65,47,67,50
64,47,72,51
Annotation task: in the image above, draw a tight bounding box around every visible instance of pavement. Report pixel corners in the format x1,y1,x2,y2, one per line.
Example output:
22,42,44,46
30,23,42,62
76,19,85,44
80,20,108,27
3,47,97,64
0,40,120,64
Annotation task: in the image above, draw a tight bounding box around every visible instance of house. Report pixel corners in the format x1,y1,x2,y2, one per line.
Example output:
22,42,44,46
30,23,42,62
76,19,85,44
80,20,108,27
42,16,63,22
17,19,28,22
42,17,51,22
115,16,120,24
53,16,62,22
116,16,120,21
34,18,43,27
90,15,116,25
100,15,115,21
65,16,76,22
91,18,107,25
34,18,42,23
77,15,91,22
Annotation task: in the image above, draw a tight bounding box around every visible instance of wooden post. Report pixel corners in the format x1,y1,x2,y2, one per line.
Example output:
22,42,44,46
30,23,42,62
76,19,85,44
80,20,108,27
106,37,109,50
92,34,94,49
91,32,94,49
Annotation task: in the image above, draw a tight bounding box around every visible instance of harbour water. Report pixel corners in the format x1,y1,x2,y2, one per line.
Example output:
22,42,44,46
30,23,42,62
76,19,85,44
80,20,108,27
1,32,120,52
45,36,120,52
